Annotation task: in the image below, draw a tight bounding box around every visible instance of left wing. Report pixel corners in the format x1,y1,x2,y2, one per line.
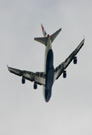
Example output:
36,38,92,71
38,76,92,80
8,66,46,86
54,38,85,80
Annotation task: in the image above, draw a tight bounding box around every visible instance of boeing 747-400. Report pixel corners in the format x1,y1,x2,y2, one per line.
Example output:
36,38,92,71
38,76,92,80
8,24,85,102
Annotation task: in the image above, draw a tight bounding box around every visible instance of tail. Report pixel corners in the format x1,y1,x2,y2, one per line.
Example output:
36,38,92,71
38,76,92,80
41,24,47,37
34,24,62,46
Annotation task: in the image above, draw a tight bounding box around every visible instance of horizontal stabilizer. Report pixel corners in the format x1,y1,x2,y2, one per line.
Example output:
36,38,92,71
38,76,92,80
50,28,62,43
34,28,62,46
34,37,48,46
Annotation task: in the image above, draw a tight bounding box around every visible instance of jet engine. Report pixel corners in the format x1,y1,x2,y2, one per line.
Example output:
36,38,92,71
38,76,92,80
73,56,77,64
22,77,25,84
34,82,37,89
63,71,67,78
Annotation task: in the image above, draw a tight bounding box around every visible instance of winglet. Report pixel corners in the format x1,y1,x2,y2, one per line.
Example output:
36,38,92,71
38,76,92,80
83,36,85,42
7,65,11,72
7,65,9,71
82,38,85,45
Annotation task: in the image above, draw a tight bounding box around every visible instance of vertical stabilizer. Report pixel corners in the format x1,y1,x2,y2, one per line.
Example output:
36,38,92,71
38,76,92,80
41,24,47,37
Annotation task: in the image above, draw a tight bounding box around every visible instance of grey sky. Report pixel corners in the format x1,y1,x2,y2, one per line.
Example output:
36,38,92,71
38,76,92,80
0,0,92,135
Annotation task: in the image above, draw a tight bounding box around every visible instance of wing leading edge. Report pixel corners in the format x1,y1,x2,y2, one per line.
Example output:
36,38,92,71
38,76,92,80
8,66,46,86
54,38,85,80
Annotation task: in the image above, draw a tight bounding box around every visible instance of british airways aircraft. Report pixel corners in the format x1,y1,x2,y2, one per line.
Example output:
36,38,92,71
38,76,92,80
8,24,85,102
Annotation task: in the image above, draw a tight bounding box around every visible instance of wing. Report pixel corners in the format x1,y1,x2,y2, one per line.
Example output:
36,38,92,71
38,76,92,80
8,66,46,86
54,39,85,80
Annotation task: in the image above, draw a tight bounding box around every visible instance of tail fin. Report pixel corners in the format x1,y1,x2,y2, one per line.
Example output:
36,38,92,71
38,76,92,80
41,24,47,37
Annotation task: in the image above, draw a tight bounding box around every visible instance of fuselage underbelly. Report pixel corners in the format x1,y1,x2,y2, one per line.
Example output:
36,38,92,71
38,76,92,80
45,49,54,102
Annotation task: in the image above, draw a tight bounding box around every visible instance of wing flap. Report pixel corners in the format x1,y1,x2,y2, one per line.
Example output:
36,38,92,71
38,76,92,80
54,63,64,80
35,72,46,85
22,71,34,82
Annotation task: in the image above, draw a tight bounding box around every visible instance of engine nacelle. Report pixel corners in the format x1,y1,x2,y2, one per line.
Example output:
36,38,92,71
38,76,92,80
63,71,67,78
73,56,77,64
34,82,37,89
22,77,25,84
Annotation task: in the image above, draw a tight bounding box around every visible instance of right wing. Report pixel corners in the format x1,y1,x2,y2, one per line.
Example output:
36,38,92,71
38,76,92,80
54,39,85,80
8,66,46,86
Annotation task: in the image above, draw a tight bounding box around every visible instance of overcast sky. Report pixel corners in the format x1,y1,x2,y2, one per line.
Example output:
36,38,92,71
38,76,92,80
0,0,92,135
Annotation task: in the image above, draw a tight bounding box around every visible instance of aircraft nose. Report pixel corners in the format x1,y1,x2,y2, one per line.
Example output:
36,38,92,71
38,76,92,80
45,89,52,102
45,97,50,102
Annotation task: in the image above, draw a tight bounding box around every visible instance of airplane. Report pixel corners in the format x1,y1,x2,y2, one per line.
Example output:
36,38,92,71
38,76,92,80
8,24,85,102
